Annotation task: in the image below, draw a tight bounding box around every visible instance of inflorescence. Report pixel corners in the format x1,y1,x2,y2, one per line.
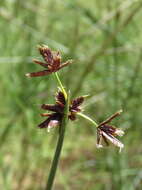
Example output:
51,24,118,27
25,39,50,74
26,45,125,152
26,45,72,77
39,90,84,132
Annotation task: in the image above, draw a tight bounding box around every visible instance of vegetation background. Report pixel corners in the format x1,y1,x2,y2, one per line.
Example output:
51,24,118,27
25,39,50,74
0,0,142,189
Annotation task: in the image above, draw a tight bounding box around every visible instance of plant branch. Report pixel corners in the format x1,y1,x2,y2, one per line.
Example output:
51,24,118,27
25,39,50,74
54,72,67,100
77,112,98,127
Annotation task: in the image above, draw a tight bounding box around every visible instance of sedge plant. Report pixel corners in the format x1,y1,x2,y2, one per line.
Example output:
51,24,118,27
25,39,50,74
26,45,125,190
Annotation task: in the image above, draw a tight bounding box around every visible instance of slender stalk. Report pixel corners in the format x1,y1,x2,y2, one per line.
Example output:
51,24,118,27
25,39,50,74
45,92,69,190
77,112,98,127
54,72,67,99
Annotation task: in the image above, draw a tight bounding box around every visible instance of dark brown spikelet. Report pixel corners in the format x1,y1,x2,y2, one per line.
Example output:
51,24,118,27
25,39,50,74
68,113,76,121
70,96,84,112
99,124,117,136
38,45,53,64
56,91,66,106
68,96,84,121
33,59,49,68
38,113,62,129
25,45,73,77
41,104,64,113
26,70,51,77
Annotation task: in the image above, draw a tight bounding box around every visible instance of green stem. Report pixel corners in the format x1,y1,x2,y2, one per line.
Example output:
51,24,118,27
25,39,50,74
77,112,98,127
54,72,67,99
45,93,69,190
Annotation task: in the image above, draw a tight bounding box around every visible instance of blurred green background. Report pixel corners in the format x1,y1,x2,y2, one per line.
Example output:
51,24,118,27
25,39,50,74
0,0,142,189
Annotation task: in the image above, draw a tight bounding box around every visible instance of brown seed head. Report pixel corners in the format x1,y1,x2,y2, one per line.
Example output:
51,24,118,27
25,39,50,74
25,45,73,77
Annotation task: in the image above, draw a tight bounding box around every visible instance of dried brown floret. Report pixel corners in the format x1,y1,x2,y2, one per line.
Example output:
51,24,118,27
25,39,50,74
25,45,72,77
38,91,84,131
96,110,124,152
70,97,84,112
